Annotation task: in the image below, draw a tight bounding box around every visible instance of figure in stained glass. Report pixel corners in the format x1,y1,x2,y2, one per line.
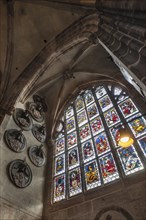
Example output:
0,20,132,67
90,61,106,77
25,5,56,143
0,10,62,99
77,110,87,126
54,174,65,202
90,116,104,135
119,98,138,118
99,95,112,112
75,96,84,112
104,108,120,127
69,168,82,196
67,131,77,149
138,136,146,157
117,146,144,175
82,140,95,162
79,124,91,142
99,153,119,183
87,103,98,119
66,106,74,119
128,114,146,137
110,125,122,147
66,116,75,133
84,90,94,105
84,160,100,190
55,155,64,175
55,138,65,155
94,132,110,155
68,148,79,168
96,86,107,99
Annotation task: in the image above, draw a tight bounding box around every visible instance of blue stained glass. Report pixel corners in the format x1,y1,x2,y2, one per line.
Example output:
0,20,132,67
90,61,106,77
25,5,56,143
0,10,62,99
99,153,119,184
117,146,144,175
84,160,101,190
90,116,104,136
77,109,88,126
68,147,79,170
75,96,84,112
66,106,74,119
55,137,65,155
55,154,65,176
96,86,107,99
82,139,95,163
66,116,75,133
110,124,123,147
67,131,77,149
84,90,94,106
127,114,146,138
54,174,65,202
87,103,99,120
79,123,91,142
69,167,82,197
104,108,120,127
94,132,110,156
118,98,138,118
98,95,113,112
138,136,146,157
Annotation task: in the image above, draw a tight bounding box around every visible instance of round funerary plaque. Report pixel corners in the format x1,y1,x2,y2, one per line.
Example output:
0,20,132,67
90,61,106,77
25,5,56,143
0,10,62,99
28,145,46,167
32,124,46,143
33,95,48,112
9,159,32,188
26,102,45,123
13,108,32,131
4,129,26,153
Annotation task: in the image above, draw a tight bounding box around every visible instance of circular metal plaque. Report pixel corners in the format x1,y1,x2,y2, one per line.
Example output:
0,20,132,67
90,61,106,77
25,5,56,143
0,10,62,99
4,129,26,153
32,124,46,143
28,145,46,167
13,108,33,131
33,95,48,112
26,102,45,122
9,159,32,188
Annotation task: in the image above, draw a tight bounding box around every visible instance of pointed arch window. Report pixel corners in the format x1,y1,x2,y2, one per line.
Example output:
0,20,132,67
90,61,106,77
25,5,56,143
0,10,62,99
52,84,146,203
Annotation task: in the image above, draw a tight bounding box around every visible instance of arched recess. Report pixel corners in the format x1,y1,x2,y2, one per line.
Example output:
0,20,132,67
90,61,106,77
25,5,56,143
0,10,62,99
94,206,134,220
0,13,99,118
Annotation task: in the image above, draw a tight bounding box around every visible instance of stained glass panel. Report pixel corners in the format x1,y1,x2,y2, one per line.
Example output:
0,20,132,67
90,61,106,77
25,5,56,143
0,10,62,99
117,146,144,175
99,153,119,184
84,90,94,106
77,109,88,126
69,167,82,197
113,87,128,103
66,116,75,133
98,95,113,112
54,174,65,202
96,86,107,99
118,98,138,118
79,123,91,142
90,116,104,136
66,106,74,119
67,131,77,149
127,114,146,138
104,108,120,127
94,132,110,156
138,136,146,157
55,137,65,155
68,147,79,170
87,103,99,120
84,160,101,190
55,154,65,176
110,124,123,147
75,96,84,112
82,139,95,163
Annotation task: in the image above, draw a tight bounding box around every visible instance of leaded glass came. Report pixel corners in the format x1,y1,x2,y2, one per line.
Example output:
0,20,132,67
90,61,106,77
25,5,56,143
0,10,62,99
53,84,145,203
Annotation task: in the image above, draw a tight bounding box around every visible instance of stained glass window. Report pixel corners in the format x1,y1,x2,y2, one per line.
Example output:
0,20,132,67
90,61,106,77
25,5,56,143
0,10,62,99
53,84,145,203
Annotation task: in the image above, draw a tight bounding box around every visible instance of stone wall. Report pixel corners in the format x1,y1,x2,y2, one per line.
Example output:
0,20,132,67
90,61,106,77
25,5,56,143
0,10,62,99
0,100,47,220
